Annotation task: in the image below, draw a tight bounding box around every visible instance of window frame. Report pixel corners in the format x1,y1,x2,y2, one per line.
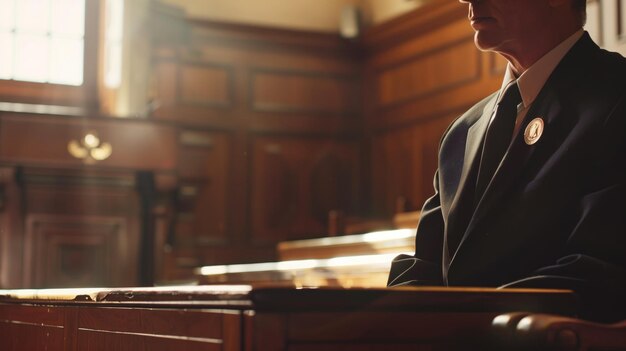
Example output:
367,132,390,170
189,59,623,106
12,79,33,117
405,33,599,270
0,0,99,109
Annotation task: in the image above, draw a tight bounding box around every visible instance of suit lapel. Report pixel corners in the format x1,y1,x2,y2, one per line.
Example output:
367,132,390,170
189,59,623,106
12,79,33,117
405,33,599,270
447,88,566,276
444,95,497,256
449,96,497,211
469,89,563,229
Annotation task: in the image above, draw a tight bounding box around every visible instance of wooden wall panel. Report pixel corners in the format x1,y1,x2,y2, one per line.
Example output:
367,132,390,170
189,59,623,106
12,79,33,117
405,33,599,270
154,61,179,109
14,168,141,288
24,215,128,288
0,114,177,171
251,70,356,114
365,18,497,129
24,184,137,217
176,130,232,246
250,136,360,243
151,22,361,132
0,167,22,288
370,114,456,216
178,63,234,107
371,127,422,216
376,39,480,107
150,20,364,277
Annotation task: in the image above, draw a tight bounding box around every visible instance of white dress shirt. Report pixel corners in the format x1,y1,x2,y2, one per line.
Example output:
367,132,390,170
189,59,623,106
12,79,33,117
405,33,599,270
495,29,585,134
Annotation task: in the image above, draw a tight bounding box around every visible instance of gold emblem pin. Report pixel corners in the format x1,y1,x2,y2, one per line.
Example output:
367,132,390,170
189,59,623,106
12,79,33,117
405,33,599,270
524,117,544,145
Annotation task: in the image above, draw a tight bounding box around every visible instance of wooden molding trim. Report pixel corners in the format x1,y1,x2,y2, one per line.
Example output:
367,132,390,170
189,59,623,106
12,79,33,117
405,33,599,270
374,35,481,111
188,18,361,56
176,61,236,109
361,0,467,53
248,68,358,116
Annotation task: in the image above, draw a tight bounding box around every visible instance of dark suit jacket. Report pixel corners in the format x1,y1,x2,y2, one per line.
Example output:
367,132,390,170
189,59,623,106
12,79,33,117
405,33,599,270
387,33,626,322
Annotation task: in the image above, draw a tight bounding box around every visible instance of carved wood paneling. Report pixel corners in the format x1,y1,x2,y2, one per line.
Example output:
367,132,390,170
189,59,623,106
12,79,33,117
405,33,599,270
310,153,353,224
371,127,421,216
24,215,130,288
176,130,232,246
251,140,299,243
178,63,234,108
250,136,360,243
250,69,357,115
151,19,361,131
0,167,21,288
376,38,480,108
150,18,362,277
371,113,457,217
17,168,141,288
0,114,177,171
153,61,178,108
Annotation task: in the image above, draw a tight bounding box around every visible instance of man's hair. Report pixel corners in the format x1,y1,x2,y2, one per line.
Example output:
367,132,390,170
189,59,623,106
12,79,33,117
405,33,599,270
574,0,587,25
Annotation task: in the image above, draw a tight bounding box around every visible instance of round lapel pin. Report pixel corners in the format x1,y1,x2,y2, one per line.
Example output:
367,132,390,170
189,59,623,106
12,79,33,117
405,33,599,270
524,117,544,145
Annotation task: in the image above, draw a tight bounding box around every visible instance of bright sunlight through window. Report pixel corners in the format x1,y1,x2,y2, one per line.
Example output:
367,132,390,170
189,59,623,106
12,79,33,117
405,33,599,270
0,0,85,86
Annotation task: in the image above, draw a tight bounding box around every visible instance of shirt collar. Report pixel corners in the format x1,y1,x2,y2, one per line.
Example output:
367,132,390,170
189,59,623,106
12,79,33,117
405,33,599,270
499,29,584,108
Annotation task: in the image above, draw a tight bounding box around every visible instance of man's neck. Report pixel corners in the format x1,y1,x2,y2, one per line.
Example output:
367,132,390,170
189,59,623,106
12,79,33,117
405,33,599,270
501,26,583,74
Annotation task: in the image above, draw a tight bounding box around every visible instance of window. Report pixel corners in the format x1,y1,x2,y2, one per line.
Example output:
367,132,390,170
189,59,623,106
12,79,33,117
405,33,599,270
103,0,123,89
0,0,86,86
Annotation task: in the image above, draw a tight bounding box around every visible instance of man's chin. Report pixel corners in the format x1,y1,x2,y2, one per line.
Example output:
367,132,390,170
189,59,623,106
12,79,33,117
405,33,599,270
473,32,503,52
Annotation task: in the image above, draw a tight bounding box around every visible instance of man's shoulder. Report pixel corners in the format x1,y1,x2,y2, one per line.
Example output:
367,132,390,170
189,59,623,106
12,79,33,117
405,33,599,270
575,46,626,104
592,47,626,80
550,39,626,108
451,91,499,129
572,39,626,89
438,91,499,148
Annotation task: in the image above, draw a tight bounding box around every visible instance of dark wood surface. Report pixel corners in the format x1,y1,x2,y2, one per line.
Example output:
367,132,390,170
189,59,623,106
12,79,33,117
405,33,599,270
0,286,577,351
1,285,576,311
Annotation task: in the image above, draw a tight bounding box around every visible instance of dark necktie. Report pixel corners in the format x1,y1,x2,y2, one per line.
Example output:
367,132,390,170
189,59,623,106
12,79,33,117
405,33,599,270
475,82,522,201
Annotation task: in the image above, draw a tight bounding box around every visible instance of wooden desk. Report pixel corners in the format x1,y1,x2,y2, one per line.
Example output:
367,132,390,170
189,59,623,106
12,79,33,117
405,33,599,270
0,286,577,351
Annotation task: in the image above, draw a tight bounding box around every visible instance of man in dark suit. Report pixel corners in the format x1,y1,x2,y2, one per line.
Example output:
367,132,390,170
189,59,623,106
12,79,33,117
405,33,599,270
387,0,626,321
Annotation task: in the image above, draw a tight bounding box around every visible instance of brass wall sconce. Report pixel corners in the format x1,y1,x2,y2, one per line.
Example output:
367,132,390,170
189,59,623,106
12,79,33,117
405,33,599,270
68,132,113,164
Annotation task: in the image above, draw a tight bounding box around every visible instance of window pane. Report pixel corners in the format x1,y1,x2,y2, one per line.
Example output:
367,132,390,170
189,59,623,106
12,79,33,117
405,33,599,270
105,0,124,40
51,0,84,36
0,0,15,30
16,0,50,34
104,43,122,88
0,32,13,79
49,37,83,85
14,34,50,83
5,0,86,86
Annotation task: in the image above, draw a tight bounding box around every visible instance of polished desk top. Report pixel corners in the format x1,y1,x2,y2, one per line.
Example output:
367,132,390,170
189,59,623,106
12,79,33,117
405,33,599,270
0,285,578,315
